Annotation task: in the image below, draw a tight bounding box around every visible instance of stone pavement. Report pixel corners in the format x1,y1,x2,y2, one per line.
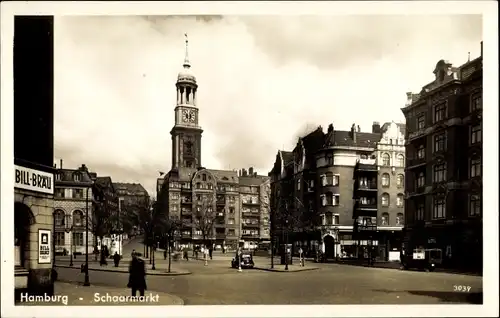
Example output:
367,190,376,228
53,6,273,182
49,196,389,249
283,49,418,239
55,257,191,276
17,282,184,306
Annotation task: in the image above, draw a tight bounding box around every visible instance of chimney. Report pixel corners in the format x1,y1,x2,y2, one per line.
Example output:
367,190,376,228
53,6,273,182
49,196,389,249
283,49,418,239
249,167,254,176
351,123,357,143
480,41,483,57
327,124,334,133
60,159,63,169
372,121,381,134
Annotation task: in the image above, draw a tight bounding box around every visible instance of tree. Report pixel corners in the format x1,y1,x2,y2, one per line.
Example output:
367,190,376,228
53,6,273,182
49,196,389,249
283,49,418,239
159,216,182,273
91,183,117,261
193,194,217,248
123,197,154,257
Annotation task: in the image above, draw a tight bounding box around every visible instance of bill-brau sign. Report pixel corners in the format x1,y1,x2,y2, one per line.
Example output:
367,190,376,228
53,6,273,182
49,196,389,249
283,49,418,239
14,165,54,195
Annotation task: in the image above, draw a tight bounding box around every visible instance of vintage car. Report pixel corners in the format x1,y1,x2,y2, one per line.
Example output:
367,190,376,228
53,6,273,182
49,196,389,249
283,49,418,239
231,250,255,269
401,248,443,272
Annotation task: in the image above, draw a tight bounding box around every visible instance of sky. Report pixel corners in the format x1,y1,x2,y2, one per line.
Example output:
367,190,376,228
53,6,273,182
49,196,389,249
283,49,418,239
53,14,482,196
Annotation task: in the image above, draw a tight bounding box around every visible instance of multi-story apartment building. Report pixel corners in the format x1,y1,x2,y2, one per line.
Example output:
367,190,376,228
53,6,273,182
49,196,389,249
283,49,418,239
113,182,150,234
270,121,407,261
157,37,270,251
401,43,483,271
53,161,95,255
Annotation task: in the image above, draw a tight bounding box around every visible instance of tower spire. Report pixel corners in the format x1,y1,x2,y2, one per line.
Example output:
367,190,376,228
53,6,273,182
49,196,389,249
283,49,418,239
183,33,190,69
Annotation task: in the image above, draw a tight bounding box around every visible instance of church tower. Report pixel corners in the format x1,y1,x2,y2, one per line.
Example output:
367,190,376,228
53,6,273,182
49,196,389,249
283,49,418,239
171,34,203,169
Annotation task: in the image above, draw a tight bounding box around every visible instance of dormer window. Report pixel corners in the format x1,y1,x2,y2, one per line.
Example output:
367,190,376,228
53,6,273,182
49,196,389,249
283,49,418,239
73,173,81,182
55,173,62,181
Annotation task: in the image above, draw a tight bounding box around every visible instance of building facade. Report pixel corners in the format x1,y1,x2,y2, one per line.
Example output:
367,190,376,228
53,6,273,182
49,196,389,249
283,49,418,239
113,182,150,235
14,16,55,297
157,37,270,251
401,43,483,271
53,162,95,255
270,122,407,261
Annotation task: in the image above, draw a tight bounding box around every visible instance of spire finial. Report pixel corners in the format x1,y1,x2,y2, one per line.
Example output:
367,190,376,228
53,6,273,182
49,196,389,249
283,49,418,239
183,33,190,69
467,52,471,62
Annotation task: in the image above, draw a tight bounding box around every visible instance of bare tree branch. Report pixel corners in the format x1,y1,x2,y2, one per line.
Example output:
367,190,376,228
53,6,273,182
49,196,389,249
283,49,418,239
193,193,217,247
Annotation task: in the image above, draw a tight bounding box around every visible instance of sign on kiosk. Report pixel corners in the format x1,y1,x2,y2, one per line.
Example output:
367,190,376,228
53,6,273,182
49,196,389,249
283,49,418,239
15,165,54,195
38,229,51,264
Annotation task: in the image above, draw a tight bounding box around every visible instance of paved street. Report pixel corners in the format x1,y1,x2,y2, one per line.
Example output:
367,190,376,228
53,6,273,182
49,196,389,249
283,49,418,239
55,259,482,305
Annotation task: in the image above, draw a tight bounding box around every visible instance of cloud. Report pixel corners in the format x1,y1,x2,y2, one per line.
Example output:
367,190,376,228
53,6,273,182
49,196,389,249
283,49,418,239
54,14,482,196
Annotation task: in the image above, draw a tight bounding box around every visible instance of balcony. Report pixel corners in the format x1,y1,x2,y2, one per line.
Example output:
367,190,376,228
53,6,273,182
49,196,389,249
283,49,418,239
353,207,377,218
355,182,378,191
181,209,192,215
181,199,192,205
215,233,226,239
242,201,260,206
355,162,377,172
242,223,260,228
407,158,426,169
241,234,260,239
181,233,192,239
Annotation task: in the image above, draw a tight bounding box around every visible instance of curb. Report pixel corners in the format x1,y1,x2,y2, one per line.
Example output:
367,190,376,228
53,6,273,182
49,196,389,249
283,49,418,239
55,265,192,276
253,267,320,273
331,262,482,276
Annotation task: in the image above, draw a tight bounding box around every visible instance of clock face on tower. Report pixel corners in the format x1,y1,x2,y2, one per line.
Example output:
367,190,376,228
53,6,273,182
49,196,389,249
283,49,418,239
182,109,196,123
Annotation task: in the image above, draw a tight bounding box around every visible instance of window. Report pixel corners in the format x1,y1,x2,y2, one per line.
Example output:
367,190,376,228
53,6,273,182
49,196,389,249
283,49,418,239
72,232,84,246
326,153,334,165
194,230,202,236
471,92,482,111
72,189,83,199
297,178,301,190
417,172,425,188
202,174,207,181
229,207,235,214
381,213,389,226
227,229,235,236
171,206,178,212
417,145,425,159
196,183,201,189
54,210,65,226
333,215,340,225
55,173,62,181
381,173,390,187
72,210,84,227
55,232,65,246
171,194,179,200
382,153,391,166
433,163,446,183
55,188,65,198
397,154,405,167
432,198,445,219
396,194,404,207
381,193,390,207
434,133,446,152
396,174,404,188
321,193,339,206
228,218,235,225
208,184,213,190
434,103,446,122
417,115,425,130
73,173,81,182
416,203,425,221
471,124,481,144
396,213,404,226
470,156,481,177
469,194,481,216
321,173,339,186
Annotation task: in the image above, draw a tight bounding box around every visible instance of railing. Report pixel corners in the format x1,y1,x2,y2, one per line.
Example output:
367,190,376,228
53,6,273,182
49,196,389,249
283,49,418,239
181,199,192,204
242,201,260,206
356,183,377,190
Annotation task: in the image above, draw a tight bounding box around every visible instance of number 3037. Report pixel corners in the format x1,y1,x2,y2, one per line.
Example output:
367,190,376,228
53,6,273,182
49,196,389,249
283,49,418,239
454,285,471,292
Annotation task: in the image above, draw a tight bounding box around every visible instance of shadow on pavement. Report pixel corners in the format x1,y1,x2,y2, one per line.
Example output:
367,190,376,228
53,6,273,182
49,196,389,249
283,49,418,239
373,289,483,304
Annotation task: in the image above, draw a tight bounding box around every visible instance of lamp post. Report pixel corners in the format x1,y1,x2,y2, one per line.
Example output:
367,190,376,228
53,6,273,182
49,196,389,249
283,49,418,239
83,186,90,286
152,241,156,270
65,215,74,267
285,219,289,271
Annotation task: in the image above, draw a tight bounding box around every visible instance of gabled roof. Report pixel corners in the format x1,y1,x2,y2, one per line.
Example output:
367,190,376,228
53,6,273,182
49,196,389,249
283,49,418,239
238,175,270,186
207,169,239,184
55,167,94,184
113,182,149,196
280,151,294,166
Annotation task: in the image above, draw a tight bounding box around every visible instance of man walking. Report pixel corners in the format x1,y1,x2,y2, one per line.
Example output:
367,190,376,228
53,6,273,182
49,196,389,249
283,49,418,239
127,251,147,297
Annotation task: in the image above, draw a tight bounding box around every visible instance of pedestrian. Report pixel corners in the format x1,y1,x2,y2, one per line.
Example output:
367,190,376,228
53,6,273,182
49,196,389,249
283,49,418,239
222,245,225,254
127,251,147,297
183,247,189,261
100,247,108,266
113,252,121,267
194,246,199,259
204,246,209,261
209,245,213,260
163,249,167,260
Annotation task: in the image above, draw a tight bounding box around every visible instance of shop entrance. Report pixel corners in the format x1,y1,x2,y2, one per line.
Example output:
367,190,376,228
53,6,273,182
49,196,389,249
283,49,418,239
324,235,335,260
15,202,35,268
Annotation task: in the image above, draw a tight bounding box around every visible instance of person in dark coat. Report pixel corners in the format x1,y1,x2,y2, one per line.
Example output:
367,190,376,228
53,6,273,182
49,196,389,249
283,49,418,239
209,245,213,260
163,249,167,260
113,252,121,267
100,246,108,266
127,252,147,297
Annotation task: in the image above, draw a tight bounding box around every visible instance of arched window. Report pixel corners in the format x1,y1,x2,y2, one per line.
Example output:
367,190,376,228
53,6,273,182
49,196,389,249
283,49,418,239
297,178,301,190
397,154,405,167
73,210,84,227
321,172,338,186
396,213,404,226
396,174,404,188
382,153,391,166
396,193,404,207
54,210,65,226
381,173,390,187
381,193,390,207
381,213,389,226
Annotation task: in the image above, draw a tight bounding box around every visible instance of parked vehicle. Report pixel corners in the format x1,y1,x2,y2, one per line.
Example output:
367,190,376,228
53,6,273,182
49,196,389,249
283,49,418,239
231,250,255,269
401,248,442,272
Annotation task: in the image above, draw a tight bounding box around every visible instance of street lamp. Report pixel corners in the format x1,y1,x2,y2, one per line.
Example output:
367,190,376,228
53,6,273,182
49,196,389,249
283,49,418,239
83,186,90,286
285,218,289,271
152,240,156,270
64,215,74,267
